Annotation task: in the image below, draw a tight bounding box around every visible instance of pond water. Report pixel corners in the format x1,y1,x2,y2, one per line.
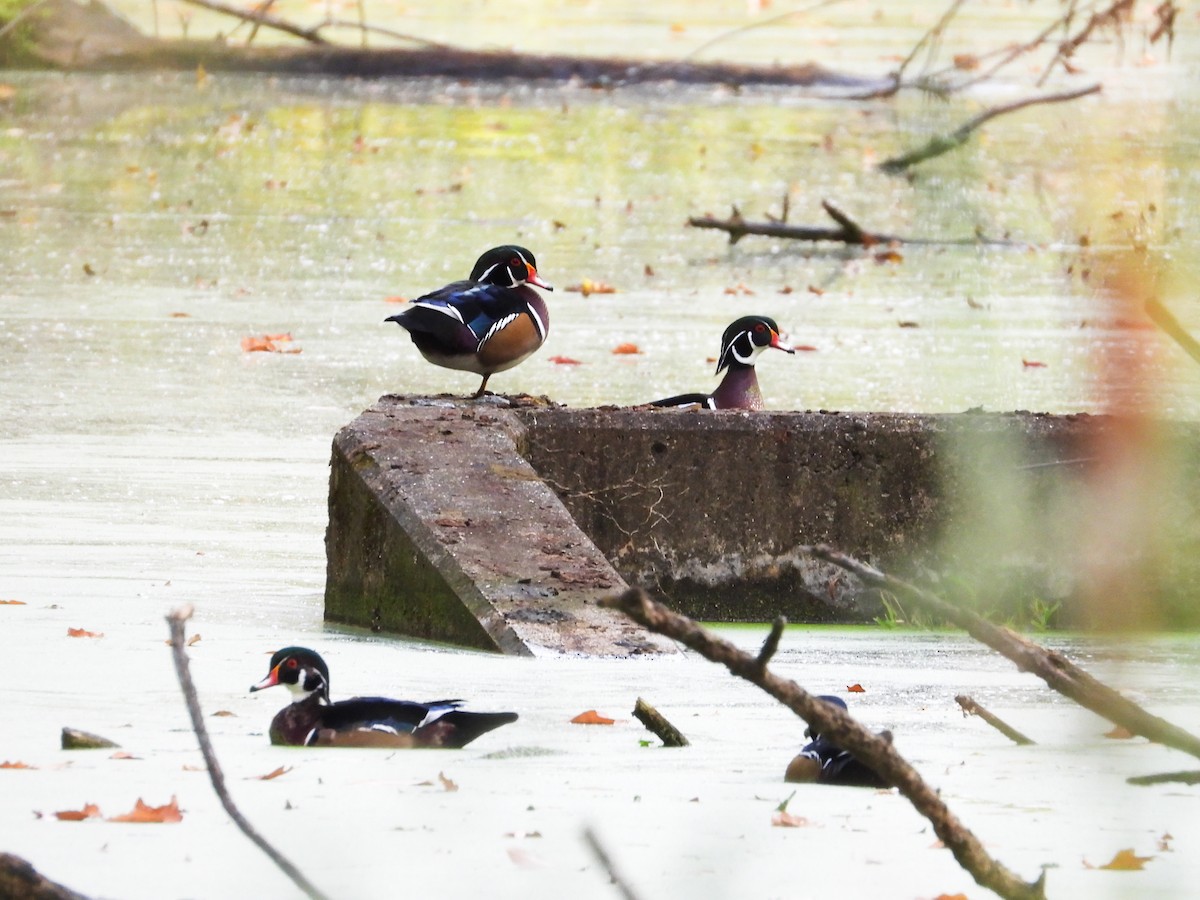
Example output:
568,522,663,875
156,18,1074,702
2,2,1199,898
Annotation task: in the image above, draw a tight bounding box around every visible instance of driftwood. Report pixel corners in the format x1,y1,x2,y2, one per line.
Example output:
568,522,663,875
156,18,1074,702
601,588,1046,900
955,695,1036,746
687,199,1010,247
806,545,1200,761
878,84,1102,174
0,854,90,900
166,605,332,900
632,697,690,747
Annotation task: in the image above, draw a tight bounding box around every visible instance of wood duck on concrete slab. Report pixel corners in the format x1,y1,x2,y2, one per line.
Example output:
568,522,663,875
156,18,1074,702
385,245,554,398
784,695,890,788
249,647,518,748
650,315,794,410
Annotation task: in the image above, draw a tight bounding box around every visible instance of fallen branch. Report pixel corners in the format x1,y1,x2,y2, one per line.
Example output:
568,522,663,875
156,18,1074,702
806,545,1200,761
878,84,1101,174
955,694,1036,746
179,0,330,44
687,199,1010,247
166,605,332,900
1126,769,1200,786
1145,298,1200,366
601,588,1045,900
632,697,689,747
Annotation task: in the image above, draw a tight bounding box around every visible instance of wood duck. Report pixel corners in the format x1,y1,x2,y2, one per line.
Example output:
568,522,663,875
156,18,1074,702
249,647,518,748
649,315,795,410
385,245,554,398
784,695,890,788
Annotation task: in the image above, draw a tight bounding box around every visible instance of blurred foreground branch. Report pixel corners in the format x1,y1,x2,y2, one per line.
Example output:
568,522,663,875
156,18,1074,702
601,588,1046,900
955,694,1036,746
806,545,1200,761
167,605,332,900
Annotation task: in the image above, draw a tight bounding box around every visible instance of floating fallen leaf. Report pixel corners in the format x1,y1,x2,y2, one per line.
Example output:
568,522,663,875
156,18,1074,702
187,633,201,646
874,249,904,264
241,333,300,354
55,803,101,821
210,710,236,717
934,894,969,900
383,295,408,304
549,355,582,365
571,710,615,725
67,627,103,638
254,765,292,781
1,760,35,769
83,263,97,276
898,320,920,328
1158,832,1173,852
1097,848,1153,871
168,311,191,318
771,810,810,827
438,771,459,792
1022,359,1048,368
109,752,141,761
611,343,641,355
108,796,182,824
952,53,980,70
0,599,26,605
846,683,866,693
723,282,755,296
807,285,825,296
1104,725,1135,739
793,344,819,352
565,279,617,297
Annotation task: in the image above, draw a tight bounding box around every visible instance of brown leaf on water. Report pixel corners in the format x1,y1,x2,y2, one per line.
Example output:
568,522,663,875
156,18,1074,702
934,894,969,900
1097,848,1153,870
109,752,141,761
107,796,182,823
1104,725,1135,739
210,710,236,717
241,333,301,354
438,771,459,792
952,53,980,70
566,279,618,297
1022,359,1048,368
846,683,866,693
571,710,615,725
874,249,904,264
383,295,408,304
793,344,819,352
67,627,103,638
54,803,101,821
549,355,582,366
611,343,641,355
1158,832,1173,852
771,810,810,828
807,285,825,295
0,599,27,605
1,760,35,769
254,765,292,781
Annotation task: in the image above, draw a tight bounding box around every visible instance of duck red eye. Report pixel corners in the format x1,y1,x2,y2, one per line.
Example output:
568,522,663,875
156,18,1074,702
511,257,521,267
285,659,298,669
754,324,765,332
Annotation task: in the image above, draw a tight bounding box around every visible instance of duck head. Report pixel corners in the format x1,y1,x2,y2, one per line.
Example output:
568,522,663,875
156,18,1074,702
715,315,794,374
469,245,553,291
250,646,331,705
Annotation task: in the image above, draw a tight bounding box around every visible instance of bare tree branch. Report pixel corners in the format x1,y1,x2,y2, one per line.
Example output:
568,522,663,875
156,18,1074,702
956,694,1036,746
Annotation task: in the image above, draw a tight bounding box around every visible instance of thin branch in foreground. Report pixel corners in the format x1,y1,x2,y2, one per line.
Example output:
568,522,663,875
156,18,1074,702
1127,769,1200,786
878,84,1102,174
582,826,643,900
805,545,1200,761
955,695,1036,746
1145,298,1200,367
166,605,332,900
179,0,329,44
600,588,1045,900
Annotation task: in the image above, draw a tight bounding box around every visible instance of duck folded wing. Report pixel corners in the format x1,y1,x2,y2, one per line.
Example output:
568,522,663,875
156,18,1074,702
389,282,535,351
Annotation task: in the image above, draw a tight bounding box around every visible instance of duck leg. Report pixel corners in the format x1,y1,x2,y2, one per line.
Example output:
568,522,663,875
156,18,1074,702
472,373,491,398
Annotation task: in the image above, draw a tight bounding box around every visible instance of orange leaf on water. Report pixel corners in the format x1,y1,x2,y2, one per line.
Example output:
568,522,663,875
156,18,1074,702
241,333,300,354
611,343,641,355
55,803,101,821
771,810,810,828
934,894,970,900
1,760,35,769
109,752,141,760
846,683,866,693
549,356,582,366
1098,848,1154,870
67,627,103,638
107,796,182,824
438,771,459,792
1104,725,1135,739
571,710,615,725
0,599,27,605
254,765,291,781
383,295,408,304
566,279,618,297
793,344,819,352
1022,359,1048,368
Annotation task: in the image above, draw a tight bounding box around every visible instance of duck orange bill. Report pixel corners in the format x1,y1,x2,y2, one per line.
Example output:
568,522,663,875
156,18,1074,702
526,265,554,291
249,665,281,692
770,332,796,354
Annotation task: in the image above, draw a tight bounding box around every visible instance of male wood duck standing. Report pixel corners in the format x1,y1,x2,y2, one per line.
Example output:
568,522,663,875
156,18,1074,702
650,315,795,410
385,245,554,398
249,646,518,748
784,695,890,787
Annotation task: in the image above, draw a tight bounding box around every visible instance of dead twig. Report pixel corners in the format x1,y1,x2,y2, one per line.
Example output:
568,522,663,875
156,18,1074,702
878,84,1101,174
955,694,1036,746
601,588,1046,900
582,826,643,900
632,697,690,747
179,0,329,43
1127,769,1200,786
805,545,1200,762
1145,298,1200,367
166,605,332,900
850,0,968,99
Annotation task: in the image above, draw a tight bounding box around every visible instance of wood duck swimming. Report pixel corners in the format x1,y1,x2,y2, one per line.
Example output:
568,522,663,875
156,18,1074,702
784,695,890,788
385,245,554,398
249,646,518,748
650,315,794,410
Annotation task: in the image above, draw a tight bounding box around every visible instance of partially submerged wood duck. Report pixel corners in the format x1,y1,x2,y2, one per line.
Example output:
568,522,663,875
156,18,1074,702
785,695,890,788
249,646,518,748
385,245,554,398
650,315,795,410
